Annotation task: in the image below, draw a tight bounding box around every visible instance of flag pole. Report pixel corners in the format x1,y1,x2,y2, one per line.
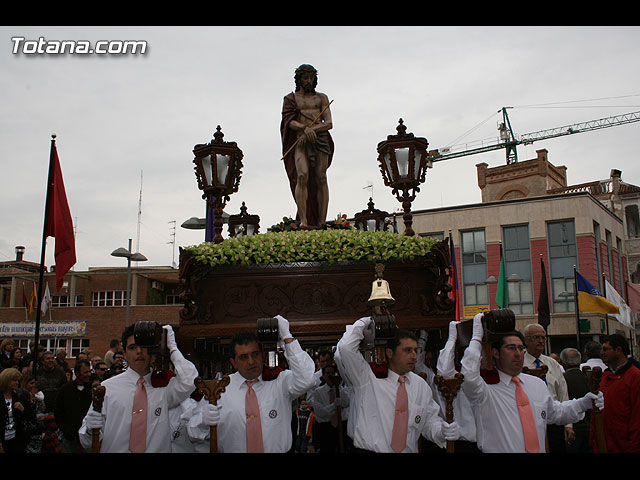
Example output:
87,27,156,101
32,134,57,380
602,272,610,335
573,266,581,350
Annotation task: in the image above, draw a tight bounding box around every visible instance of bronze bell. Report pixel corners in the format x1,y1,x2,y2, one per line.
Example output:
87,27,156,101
367,264,395,306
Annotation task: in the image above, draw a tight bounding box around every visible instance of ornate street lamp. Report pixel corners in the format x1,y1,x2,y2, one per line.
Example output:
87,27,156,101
354,197,392,232
192,126,244,243
228,201,260,238
377,119,431,236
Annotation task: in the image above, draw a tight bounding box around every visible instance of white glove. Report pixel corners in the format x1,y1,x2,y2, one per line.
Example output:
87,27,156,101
34,391,44,402
418,330,428,350
86,408,105,430
163,325,177,352
274,315,293,341
447,321,458,344
203,403,221,426
579,391,604,411
441,421,460,442
472,313,484,342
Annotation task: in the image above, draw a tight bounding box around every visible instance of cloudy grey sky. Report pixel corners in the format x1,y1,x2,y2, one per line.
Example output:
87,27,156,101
2,25,640,272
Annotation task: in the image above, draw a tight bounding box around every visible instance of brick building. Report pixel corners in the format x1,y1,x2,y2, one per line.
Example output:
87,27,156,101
0,253,182,367
406,149,639,354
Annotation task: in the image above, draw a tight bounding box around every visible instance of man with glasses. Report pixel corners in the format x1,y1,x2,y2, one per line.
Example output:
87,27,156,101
523,323,571,453
460,312,603,453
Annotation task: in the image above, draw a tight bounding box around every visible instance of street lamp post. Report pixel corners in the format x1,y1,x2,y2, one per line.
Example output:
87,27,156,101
111,238,147,328
376,119,431,236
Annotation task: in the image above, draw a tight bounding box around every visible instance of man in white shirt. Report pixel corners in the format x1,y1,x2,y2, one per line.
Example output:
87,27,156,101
523,323,571,452
306,363,350,453
461,313,603,453
335,316,459,453
188,315,315,453
79,323,198,453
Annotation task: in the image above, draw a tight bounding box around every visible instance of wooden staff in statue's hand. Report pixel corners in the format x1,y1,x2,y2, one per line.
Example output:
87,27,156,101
281,99,333,161
195,376,230,453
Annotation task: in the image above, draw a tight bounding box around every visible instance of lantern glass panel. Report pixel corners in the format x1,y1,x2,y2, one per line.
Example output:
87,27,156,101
246,224,256,236
395,148,410,178
216,154,231,185
201,155,213,187
383,152,393,181
367,219,377,231
413,150,422,177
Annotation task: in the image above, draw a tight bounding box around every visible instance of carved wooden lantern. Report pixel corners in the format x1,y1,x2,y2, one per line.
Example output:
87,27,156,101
193,125,244,244
354,197,391,232
228,201,260,238
377,119,430,236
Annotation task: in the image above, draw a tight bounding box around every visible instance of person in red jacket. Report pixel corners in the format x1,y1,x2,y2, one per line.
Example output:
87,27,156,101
594,334,640,452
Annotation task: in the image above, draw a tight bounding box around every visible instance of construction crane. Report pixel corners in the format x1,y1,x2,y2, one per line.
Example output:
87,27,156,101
427,107,640,165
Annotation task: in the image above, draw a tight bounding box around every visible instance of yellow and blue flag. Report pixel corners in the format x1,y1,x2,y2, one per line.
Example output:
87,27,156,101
576,271,620,314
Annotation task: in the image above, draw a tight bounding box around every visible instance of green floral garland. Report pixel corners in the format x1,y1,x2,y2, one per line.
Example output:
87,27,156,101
185,229,439,268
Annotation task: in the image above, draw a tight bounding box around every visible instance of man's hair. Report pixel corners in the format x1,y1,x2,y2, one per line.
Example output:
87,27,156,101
560,348,582,369
110,339,120,348
583,341,603,360
229,331,262,359
523,323,545,337
490,331,526,350
603,333,630,356
317,349,333,360
74,359,91,375
121,324,136,350
386,330,418,353
294,64,318,92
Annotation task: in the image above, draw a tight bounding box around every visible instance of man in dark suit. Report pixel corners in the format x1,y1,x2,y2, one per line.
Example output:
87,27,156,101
560,348,592,453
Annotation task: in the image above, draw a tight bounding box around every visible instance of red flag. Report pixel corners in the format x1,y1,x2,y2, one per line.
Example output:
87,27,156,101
44,137,76,290
627,282,640,314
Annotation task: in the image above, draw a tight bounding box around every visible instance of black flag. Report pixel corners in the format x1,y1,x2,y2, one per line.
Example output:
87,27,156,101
538,256,551,329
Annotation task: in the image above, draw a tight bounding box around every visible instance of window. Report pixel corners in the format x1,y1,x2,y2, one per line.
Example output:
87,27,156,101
605,230,613,282
52,295,71,308
617,237,624,291
461,229,488,307
547,220,577,312
166,294,182,305
594,221,602,290
92,290,128,307
503,225,533,314
70,338,90,358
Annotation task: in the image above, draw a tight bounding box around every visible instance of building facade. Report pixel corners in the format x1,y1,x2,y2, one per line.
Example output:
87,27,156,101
407,149,637,355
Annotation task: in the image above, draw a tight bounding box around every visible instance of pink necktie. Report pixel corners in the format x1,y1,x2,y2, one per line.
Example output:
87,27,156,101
329,388,338,428
245,379,264,453
511,376,539,453
129,376,147,453
390,375,408,453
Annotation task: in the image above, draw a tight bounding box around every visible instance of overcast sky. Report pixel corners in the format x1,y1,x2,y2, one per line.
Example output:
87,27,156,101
2,25,640,272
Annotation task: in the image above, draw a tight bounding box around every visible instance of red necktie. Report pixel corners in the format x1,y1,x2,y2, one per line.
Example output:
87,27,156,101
129,377,147,453
329,388,338,428
245,379,264,453
390,375,408,453
511,376,539,453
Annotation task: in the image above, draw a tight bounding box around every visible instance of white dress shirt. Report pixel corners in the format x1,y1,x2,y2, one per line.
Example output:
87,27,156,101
188,339,315,453
524,352,569,402
79,349,198,453
335,318,447,453
306,382,349,423
461,340,587,453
